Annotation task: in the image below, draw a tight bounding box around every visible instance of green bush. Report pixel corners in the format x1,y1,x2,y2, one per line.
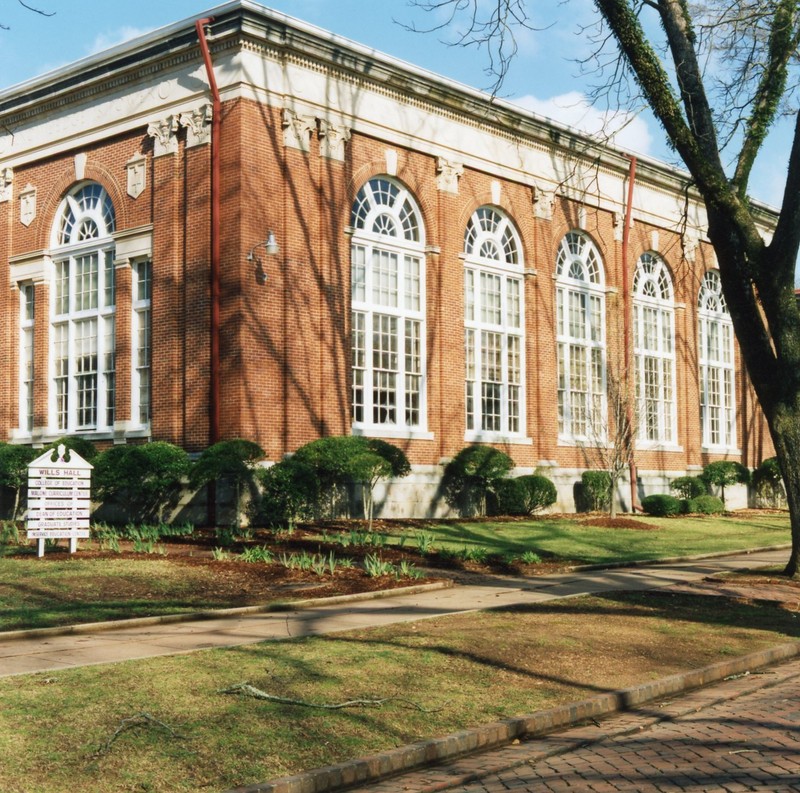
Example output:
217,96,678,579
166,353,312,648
670,475,706,500
686,494,726,514
581,470,612,512
0,443,37,520
701,461,750,503
494,474,557,516
92,442,191,523
441,445,514,516
492,478,527,515
641,493,682,516
190,439,265,528
252,458,320,529
752,457,786,507
43,436,98,462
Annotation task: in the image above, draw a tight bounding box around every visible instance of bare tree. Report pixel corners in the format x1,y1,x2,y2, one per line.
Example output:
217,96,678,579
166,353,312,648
1,1,54,30
412,0,800,576
579,367,637,518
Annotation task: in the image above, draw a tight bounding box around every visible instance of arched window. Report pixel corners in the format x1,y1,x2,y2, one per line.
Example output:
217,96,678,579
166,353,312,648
463,206,525,438
698,270,736,448
555,231,606,440
633,253,676,444
50,183,117,433
350,177,426,433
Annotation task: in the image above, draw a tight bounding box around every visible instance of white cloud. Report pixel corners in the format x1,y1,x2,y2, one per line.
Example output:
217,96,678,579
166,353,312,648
509,91,654,156
88,26,151,56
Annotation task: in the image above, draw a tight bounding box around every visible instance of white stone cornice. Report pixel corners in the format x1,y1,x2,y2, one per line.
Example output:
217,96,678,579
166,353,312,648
147,116,179,157
9,249,50,285
179,104,212,148
318,119,350,161
113,224,153,264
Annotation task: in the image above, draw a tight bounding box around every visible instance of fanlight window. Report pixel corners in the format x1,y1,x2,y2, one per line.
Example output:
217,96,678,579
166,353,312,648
463,206,525,437
49,183,117,435
555,231,606,440
698,270,736,448
350,177,426,433
633,253,676,444
56,183,115,246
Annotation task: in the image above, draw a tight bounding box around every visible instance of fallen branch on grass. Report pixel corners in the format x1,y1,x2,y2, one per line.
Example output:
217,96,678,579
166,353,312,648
219,683,441,712
92,712,184,758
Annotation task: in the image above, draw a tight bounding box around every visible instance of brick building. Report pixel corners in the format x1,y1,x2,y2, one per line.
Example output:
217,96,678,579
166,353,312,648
0,1,776,515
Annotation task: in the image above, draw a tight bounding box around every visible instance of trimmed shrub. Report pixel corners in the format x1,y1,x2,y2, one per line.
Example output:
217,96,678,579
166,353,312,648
252,458,320,529
190,439,265,528
581,470,612,512
441,445,514,517
670,475,706,500
514,474,558,514
93,442,191,523
686,494,725,514
0,443,38,520
43,436,98,462
752,457,786,508
701,461,750,503
641,493,682,517
492,478,527,515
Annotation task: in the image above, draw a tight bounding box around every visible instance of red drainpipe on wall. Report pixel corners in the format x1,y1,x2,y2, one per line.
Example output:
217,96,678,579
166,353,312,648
196,18,222,524
621,155,641,512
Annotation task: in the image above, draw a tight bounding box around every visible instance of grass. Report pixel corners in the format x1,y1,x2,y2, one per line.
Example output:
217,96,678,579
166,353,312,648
0,590,798,793
0,557,257,632
362,512,791,563
0,512,791,632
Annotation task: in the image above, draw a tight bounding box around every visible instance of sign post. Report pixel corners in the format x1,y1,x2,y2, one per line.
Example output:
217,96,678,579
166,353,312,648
26,444,92,557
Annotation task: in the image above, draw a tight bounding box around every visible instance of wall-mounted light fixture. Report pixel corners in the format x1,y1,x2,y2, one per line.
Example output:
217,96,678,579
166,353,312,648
247,231,279,284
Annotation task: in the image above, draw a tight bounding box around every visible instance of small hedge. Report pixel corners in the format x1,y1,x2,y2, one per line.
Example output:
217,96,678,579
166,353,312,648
686,494,725,514
493,474,557,516
670,475,706,500
641,493,682,517
581,470,611,511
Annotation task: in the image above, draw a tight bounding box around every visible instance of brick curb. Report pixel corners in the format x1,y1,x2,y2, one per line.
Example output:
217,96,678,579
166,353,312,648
226,641,800,793
0,580,453,643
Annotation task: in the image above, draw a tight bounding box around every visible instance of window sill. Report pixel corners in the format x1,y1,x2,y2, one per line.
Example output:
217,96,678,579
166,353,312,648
635,441,684,453
352,425,434,441
557,436,608,448
701,445,742,456
10,426,151,446
464,431,532,446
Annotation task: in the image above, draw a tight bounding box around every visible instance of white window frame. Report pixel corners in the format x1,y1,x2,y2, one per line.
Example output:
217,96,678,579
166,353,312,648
48,183,117,436
350,177,430,439
633,252,678,448
19,283,35,434
463,206,529,444
698,270,737,451
555,231,607,444
132,259,152,428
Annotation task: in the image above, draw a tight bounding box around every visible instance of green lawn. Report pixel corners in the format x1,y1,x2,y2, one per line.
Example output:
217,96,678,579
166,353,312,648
0,591,797,793
367,512,791,564
0,512,791,632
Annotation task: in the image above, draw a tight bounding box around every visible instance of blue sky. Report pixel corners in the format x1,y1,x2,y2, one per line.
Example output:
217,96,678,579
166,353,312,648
0,0,791,210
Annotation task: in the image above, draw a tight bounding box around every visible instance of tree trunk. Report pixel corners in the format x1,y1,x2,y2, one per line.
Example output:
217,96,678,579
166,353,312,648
770,417,800,577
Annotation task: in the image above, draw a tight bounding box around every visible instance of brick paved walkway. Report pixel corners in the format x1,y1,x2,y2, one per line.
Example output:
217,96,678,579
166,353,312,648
347,658,800,793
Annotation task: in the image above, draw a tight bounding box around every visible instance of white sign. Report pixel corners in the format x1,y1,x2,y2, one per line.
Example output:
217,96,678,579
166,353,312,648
26,444,93,556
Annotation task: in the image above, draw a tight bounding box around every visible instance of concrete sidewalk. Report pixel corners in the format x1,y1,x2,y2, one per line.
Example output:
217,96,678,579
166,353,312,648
0,546,790,678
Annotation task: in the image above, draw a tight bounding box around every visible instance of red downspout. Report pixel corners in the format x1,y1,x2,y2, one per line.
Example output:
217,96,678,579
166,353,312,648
621,155,641,512
196,18,221,524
